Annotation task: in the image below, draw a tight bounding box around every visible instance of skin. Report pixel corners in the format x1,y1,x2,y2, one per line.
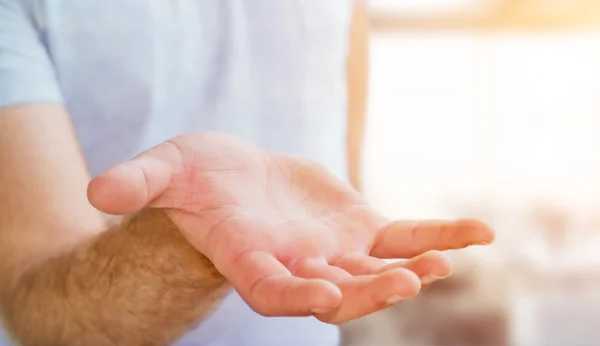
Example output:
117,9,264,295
3,207,228,346
0,3,495,345
89,132,494,324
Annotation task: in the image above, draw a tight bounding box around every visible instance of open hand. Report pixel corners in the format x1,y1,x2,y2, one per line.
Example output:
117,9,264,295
88,132,494,324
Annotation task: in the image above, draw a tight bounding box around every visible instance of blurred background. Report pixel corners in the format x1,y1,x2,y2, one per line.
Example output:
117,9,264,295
341,0,600,345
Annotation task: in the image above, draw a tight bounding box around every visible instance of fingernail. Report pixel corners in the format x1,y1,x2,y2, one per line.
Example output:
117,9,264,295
385,295,404,305
421,274,448,286
311,308,333,315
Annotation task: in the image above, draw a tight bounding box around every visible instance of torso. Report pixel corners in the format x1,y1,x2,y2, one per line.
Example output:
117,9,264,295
35,0,352,180
2,0,354,345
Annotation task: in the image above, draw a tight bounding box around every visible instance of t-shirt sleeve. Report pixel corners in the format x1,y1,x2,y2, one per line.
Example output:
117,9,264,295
0,0,63,109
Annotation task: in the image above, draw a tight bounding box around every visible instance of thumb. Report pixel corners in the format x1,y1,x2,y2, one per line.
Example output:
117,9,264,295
88,142,184,215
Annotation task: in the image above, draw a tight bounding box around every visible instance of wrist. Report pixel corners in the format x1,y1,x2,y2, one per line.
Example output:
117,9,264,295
119,208,226,285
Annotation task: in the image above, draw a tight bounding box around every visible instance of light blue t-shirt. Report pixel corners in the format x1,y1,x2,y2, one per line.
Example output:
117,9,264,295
0,0,355,345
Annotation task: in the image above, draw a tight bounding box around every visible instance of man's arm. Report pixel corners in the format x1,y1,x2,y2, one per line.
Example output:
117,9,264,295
346,0,370,192
0,105,228,346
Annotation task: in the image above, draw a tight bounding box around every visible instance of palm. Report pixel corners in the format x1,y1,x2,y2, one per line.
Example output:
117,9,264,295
89,133,494,324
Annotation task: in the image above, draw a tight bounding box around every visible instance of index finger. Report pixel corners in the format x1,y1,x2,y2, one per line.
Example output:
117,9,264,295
370,219,495,259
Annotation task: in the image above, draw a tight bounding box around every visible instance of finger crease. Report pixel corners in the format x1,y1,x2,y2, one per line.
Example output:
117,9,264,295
409,221,421,256
371,222,389,254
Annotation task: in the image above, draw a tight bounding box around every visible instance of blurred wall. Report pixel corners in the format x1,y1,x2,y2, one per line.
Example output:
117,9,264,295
343,1,600,345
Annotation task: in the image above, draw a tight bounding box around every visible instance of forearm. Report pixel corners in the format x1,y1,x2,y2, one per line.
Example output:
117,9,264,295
1,209,229,346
